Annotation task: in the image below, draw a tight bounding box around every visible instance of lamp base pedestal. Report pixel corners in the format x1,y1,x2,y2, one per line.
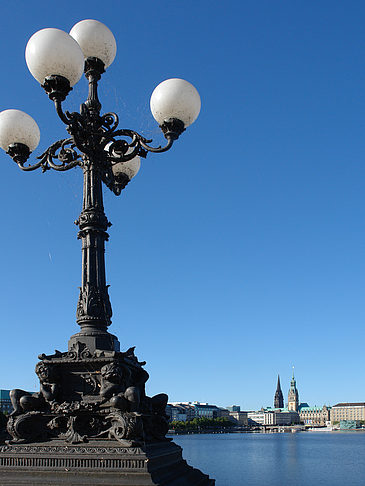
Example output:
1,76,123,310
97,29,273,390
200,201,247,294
0,439,214,485
68,329,121,353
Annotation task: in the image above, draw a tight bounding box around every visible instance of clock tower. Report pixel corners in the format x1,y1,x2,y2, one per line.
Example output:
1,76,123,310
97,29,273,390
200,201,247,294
288,369,299,411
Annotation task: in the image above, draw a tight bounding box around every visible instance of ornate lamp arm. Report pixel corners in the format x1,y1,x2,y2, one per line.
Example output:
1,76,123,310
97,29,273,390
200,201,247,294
138,135,174,154
139,118,185,152
41,75,74,126
7,143,43,171
38,139,82,171
54,99,72,126
100,117,185,167
7,139,82,173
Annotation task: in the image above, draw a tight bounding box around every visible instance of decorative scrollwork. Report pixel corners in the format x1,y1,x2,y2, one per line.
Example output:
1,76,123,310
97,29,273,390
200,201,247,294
7,412,50,443
67,342,93,361
104,125,176,163
8,138,82,172
101,112,119,133
63,416,88,444
37,138,82,172
104,411,144,446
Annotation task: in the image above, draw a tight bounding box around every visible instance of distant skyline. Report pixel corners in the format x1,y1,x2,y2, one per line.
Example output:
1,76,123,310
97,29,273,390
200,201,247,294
0,1,365,411
171,369,335,411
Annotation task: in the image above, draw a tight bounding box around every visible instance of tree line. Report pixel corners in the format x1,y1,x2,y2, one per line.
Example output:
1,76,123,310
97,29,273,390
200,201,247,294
170,416,235,431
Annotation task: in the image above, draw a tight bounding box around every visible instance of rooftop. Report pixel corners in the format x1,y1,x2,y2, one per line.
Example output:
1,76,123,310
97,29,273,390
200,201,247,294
333,403,365,408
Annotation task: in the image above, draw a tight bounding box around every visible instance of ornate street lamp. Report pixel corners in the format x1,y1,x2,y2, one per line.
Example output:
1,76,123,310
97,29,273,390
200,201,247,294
0,20,212,485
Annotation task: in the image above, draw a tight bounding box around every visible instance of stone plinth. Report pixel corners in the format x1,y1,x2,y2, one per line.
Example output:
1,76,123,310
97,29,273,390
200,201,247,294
0,439,214,485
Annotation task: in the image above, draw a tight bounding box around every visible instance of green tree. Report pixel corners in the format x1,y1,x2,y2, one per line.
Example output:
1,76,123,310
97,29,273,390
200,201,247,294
170,416,235,432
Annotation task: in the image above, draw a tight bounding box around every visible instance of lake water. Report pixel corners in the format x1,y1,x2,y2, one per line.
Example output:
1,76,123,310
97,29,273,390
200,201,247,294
172,432,365,486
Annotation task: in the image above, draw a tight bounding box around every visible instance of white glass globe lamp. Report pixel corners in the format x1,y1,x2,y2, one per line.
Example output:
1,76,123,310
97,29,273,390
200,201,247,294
0,109,40,152
112,155,141,181
25,28,84,86
150,78,201,128
70,20,116,68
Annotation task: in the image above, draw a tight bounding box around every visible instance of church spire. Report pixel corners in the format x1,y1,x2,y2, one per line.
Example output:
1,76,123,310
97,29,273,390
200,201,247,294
277,375,281,390
274,374,284,409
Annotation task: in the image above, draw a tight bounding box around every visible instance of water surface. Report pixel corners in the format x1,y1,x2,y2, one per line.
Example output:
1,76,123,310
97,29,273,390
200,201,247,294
172,431,365,486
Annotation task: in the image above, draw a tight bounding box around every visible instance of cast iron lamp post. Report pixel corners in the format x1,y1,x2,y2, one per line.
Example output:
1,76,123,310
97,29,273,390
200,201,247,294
0,17,213,485
0,20,200,355
0,22,214,485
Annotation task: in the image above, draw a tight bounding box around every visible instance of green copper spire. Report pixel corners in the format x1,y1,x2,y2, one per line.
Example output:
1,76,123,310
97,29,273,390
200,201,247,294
288,366,299,411
291,367,295,384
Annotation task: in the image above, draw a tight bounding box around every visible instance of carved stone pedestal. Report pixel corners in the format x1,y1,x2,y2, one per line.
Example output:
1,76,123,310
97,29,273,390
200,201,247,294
0,439,214,485
1,341,214,484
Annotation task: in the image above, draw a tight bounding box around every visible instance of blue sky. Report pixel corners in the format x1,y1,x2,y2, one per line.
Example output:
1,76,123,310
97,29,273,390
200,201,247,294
0,0,364,411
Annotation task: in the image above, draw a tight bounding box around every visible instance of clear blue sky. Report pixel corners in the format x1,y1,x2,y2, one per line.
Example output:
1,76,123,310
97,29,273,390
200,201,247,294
0,0,364,411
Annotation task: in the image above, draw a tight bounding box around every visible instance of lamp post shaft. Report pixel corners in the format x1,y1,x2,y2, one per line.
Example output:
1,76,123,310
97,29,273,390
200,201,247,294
69,64,119,352
70,159,119,352
76,161,112,328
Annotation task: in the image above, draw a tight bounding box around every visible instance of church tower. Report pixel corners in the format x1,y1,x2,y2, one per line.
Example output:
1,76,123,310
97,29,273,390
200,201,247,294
287,369,299,411
274,375,284,409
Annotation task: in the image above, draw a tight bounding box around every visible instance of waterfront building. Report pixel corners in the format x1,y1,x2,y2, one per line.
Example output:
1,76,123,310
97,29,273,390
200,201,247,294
274,375,284,409
167,403,196,422
0,390,12,414
247,411,265,425
330,403,365,424
248,409,299,426
265,410,300,425
166,404,188,422
167,402,229,422
228,411,248,425
287,371,299,411
299,405,331,425
192,403,221,419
